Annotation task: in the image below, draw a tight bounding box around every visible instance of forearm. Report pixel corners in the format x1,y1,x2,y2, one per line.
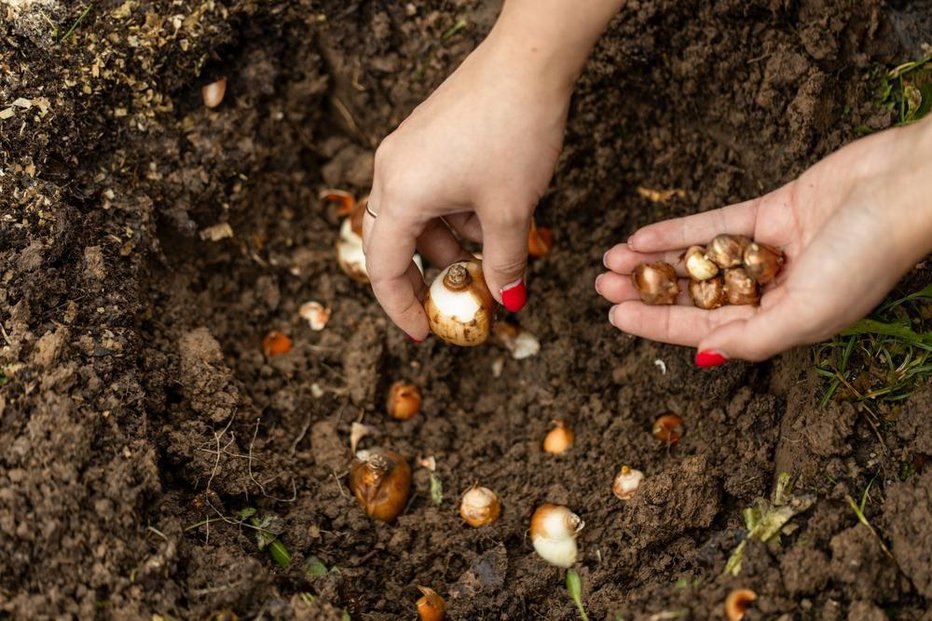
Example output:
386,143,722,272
483,0,626,93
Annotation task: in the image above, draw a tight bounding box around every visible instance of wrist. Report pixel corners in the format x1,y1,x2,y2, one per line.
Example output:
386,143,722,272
481,0,625,96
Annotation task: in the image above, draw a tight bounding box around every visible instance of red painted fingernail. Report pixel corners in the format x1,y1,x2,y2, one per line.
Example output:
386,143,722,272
695,350,728,368
501,279,527,312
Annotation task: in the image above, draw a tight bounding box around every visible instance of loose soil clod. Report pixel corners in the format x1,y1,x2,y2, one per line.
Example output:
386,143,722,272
2,1,930,619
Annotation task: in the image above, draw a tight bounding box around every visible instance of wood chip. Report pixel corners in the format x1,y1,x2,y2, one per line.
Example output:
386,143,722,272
199,223,234,241
636,187,687,203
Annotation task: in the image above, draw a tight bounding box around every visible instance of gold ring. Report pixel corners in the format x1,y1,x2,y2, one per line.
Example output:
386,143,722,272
365,201,378,219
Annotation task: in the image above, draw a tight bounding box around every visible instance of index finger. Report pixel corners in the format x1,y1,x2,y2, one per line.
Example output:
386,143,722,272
627,197,761,253
364,210,430,340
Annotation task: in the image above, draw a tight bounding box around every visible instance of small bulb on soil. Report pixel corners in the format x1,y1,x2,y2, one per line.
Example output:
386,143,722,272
528,220,554,259
743,242,784,284
683,245,719,281
632,262,680,305
494,321,540,360
387,381,422,421
460,485,501,527
688,276,725,310
707,234,751,269
319,188,357,216
262,330,292,357
543,421,575,455
423,260,495,346
612,465,644,500
416,586,445,621
299,301,331,331
723,267,760,306
202,78,227,108
530,504,584,568
349,422,373,454
652,413,684,446
349,448,411,522
724,588,757,621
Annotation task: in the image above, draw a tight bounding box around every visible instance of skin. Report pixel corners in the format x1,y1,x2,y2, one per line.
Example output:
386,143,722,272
365,0,932,360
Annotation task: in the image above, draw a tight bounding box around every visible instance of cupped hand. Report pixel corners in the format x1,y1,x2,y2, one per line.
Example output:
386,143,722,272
363,35,573,340
597,118,932,363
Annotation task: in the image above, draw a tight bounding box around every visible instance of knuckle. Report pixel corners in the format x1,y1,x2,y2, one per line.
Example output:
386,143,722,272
489,208,528,229
489,255,527,279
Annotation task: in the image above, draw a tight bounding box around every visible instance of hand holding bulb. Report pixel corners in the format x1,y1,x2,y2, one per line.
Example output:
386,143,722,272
597,117,932,364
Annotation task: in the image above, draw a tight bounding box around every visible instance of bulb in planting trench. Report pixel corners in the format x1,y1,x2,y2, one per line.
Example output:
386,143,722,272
543,421,575,454
460,485,501,527
416,586,445,621
387,381,422,421
423,260,496,346
743,242,784,284
707,234,751,269
724,588,757,621
632,262,680,305
688,276,725,310
612,465,644,500
683,245,719,281
652,413,684,446
348,448,411,522
723,267,760,306
201,78,227,108
530,504,584,568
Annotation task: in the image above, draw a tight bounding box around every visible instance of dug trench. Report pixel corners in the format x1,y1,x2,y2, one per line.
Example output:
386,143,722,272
1,0,932,619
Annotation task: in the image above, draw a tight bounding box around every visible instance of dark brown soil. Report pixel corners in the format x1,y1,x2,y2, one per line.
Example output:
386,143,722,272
2,1,931,619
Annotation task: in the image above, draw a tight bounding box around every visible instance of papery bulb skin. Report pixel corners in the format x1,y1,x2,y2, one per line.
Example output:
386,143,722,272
387,381,422,421
348,449,412,522
743,242,784,284
723,267,760,306
612,465,645,500
688,276,726,310
707,234,751,269
460,486,502,527
416,586,445,621
423,261,495,346
202,78,227,108
530,504,584,568
684,246,719,281
632,262,680,305
542,421,575,454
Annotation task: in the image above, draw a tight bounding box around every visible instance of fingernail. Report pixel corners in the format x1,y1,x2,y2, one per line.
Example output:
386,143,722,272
608,305,617,327
501,279,527,313
594,273,604,293
626,236,636,250
695,350,728,368
408,334,423,344
602,250,610,268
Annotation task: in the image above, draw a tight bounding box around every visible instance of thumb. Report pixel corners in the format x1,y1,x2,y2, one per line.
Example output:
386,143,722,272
696,304,808,364
480,211,531,312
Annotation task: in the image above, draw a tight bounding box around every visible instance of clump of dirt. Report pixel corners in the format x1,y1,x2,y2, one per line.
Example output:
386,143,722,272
2,0,931,619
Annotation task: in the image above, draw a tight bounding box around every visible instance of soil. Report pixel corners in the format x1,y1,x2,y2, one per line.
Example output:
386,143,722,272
1,1,931,620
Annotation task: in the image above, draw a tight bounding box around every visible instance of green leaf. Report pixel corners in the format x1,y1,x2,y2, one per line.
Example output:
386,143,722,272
305,556,328,578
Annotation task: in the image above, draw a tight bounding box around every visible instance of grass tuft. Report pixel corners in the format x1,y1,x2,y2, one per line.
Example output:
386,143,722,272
815,285,932,414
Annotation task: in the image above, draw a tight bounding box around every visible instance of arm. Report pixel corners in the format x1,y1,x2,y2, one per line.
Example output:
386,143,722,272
364,0,625,341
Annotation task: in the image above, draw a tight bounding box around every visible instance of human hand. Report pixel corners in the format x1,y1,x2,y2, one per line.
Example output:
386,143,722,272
597,117,932,364
362,31,575,340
